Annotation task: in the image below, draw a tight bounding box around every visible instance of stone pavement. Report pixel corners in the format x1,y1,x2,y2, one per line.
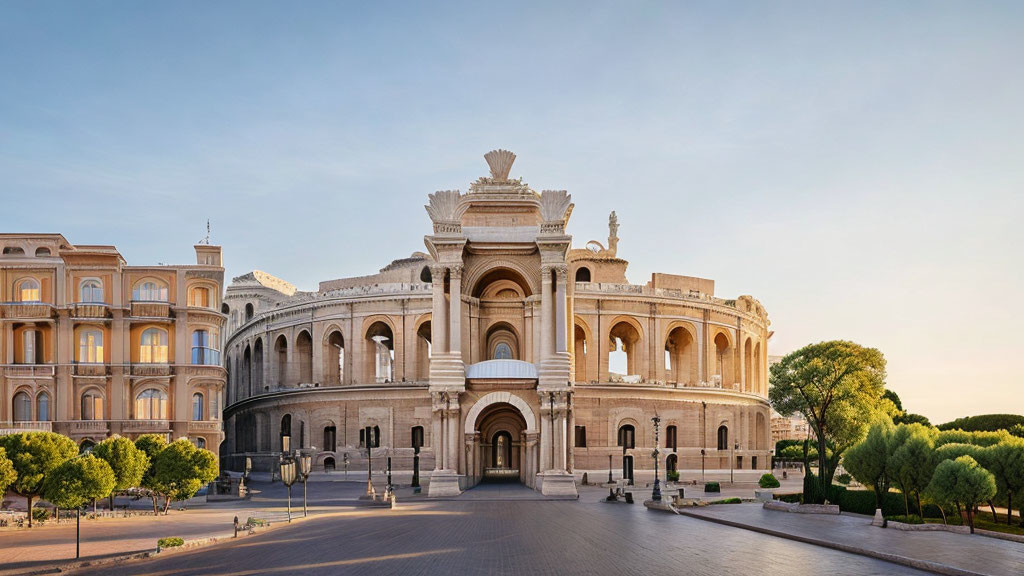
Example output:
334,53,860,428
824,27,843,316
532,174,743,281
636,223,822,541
675,502,1024,576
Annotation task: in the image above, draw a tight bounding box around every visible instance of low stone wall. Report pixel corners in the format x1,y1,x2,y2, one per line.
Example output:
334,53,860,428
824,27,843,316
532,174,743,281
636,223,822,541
888,520,1024,543
763,501,840,514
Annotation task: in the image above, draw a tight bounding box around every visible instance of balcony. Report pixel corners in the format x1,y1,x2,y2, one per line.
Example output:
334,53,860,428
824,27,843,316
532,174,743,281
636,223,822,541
130,364,172,377
122,419,171,434
1,302,55,320
72,303,111,319
177,364,225,379
73,363,109,377
188,421,223,434
0,421,52,434
3,365,56,378
130,301,172,319
69,420,109,435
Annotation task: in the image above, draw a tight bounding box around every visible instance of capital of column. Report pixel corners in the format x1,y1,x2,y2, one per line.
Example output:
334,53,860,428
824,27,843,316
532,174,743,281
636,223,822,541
554,265,569,283
429,264,447,278
540,264,555,279
448,263,463,280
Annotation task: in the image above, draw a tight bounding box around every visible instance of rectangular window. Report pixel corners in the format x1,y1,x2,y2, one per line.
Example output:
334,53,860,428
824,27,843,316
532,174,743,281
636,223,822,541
574,425,587,448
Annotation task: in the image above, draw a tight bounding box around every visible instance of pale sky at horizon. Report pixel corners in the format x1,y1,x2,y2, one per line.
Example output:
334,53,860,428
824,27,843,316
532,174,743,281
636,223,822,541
1,1,1021,424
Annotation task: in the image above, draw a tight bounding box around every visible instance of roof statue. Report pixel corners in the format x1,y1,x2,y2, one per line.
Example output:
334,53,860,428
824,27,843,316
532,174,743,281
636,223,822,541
484,149,516,181
608,211,619,257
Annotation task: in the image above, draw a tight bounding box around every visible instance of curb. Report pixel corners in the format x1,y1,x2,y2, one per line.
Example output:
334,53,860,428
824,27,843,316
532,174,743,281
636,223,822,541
664,507,993,576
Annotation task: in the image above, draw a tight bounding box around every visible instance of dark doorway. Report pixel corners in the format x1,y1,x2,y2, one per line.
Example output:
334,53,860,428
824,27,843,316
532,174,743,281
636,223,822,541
622,455,634,485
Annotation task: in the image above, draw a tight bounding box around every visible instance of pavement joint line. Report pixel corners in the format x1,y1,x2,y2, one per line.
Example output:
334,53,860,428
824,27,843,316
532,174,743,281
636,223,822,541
668,506,992,576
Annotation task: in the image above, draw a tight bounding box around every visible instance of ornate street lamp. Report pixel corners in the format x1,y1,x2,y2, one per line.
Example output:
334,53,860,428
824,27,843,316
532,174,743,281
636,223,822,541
701,401,707,483
730,440,739,484
280,456,297,523
651,415,662,502
298,451,312,517
364,426,375,498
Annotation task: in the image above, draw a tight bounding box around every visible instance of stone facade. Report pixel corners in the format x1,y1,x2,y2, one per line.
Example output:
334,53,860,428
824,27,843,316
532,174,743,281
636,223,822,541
0,234,226,450
222,150,771,494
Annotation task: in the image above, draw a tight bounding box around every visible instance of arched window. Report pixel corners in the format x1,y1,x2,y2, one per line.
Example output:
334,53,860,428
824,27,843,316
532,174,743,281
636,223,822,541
192,393,204,421
2,246,25,255
17,278,40,302
667,453,678,474
12,391,31,422
140,328,168,363
493,342,513,360
36,392,50,421
195,437,206,449
617,424,636,450
188,286,211,308
132,280,168,302
22,329,42,364
575,267,591,282
280,414,292,451
666,425,678,451
411,426,424,453
78,329,103,363
245,303,254,321
81,390,104,420
135,389,168,420
34,247,51,257
717,425,729,451
79,279,104,303
324,425,337,452
191,329,220,365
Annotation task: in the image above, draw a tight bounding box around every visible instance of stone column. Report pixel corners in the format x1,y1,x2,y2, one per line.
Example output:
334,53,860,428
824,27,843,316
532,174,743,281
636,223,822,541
539,394,552,472
432,393,444,470
554,266,568,354
448,264,462,357
447,399,459,472
567,393,575,472
539,265,553,362
430,265,447,355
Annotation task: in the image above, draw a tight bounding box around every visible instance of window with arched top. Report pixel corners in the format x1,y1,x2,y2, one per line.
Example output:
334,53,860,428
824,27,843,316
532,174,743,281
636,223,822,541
192,393,204,421
17,278,40,302
666,425,678,451
135,389,168,420
493,342,513,360
81,390,104,420
3,246,25,255
717,425,729,451
79,279,104,303
78,329,104,363
132,280,168,302
140,328,168,363
575,267,591,282
35,247,51,257
617,424,636,450
36,392,50,421
245,303,254,321
188,286,211,308
195,437,206,449
191,329,220,365
13,391,31,422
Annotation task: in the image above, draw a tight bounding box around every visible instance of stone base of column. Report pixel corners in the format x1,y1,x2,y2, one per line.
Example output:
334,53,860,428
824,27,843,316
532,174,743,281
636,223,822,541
427,469,462,497
538,352,571,387
536,470,579,497
429,353,466,389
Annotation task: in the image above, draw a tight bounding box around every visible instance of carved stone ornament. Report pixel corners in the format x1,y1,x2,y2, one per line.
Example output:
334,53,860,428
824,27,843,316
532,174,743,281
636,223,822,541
484,149,516,181
539,190,573,231
425,190,463,234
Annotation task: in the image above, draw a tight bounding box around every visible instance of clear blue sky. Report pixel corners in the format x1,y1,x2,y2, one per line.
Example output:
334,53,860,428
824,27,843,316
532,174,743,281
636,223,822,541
2,1,1022,424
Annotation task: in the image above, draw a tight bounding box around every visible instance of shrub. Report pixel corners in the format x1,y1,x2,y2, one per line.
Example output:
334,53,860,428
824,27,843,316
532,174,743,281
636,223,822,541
158,537,184,548
921,503,944,519
710,498,741,504
835,473,852,485
704,482,720,493
776,492,802,503
829,485,918,516
758,473,780,488
667,471,680,482
886,514,924,524
937,414,1024,433
32,508,49,523
246,517,266,526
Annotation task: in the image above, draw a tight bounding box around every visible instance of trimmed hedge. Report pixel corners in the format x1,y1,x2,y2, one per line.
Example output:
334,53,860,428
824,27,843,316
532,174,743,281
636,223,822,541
758,473,780,488
704,482,720,493
158,537,184,548
937,414,1024,432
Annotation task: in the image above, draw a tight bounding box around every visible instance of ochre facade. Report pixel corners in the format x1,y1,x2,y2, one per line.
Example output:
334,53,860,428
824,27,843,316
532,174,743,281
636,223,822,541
222,151,771,495
0,234,226,450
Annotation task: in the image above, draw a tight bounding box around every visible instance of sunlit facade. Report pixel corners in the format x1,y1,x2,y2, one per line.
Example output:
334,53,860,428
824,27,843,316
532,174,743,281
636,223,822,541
0,234,226,449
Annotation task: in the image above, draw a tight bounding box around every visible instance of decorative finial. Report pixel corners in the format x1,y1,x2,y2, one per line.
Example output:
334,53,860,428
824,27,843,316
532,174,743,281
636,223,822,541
484,149,516,180
199,219,211,245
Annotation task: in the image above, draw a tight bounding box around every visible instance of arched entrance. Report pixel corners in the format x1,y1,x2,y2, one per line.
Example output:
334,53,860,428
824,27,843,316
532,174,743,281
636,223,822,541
464,392,538,488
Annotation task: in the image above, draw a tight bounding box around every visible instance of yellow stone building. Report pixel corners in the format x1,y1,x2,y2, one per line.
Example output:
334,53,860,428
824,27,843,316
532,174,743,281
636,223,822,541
0,234,226,450
222,151,772,495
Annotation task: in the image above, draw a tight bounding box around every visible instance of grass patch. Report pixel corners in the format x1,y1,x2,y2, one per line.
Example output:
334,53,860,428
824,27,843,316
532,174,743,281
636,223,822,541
886,514,924,524
923,510,1024,536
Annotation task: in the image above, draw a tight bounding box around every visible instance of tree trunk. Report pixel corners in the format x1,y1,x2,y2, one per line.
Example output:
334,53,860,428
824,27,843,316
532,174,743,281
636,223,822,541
937,504,947,525
988,500,997,523
162,496,172,515
955,502,963,524
816,425,828,504
1007,492,1013,526
967,505,975,534
151,495,159,515
903,491,909,518
915,492,922,518
108,494,115,513
26,496,33,528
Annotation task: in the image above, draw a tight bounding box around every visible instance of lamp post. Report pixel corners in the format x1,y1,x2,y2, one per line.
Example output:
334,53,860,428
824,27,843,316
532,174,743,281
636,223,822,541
701,401,707,483
651,415,662,502
298,451,312,517
364,426,375,498
279,456,296,523
730,440,738,484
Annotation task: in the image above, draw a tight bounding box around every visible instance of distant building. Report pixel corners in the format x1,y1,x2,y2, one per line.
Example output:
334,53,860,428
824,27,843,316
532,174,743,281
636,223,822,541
767,354,812,445
0,234,225,451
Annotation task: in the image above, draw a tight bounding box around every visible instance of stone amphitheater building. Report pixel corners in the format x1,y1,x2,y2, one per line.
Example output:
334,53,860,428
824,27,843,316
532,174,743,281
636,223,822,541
222,150,771,496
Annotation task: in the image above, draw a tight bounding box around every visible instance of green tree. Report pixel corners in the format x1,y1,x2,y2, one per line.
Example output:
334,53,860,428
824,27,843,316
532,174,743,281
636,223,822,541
0,447,16,495
890,424,937,516
982,440,1024,525
92,435,150,511
778,444,818,461
0,431,78,527
149,439,218,514
937,414,1024,433
41,454,116,559
894,412,932,427
926,456,997,533
769,340,888,503
135,434,168,513
936,429,1010,448
842,421,895,521
1009,424,1024,439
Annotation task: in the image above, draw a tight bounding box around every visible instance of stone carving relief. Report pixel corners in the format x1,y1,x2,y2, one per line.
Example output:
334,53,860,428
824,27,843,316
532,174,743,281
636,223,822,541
484,149,516,181
539,190,573,232
425,190,464,234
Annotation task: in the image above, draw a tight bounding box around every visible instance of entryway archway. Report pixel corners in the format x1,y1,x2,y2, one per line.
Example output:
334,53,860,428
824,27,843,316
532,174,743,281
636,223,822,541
464,391,538,489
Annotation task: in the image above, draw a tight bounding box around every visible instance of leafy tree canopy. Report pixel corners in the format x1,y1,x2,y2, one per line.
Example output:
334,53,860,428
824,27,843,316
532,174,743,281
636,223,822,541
42,454,116,510
842,420,895,510
92,435,150,493
926,455,997,533
894,412,932,427
937,414,1024,433
150,439,219,509
0,447,16,494
935,429,1010,448
0,432,78,498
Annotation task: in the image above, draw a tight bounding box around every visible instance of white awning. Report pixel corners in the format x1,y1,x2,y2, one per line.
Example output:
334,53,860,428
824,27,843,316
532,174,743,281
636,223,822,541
465,359,538,380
